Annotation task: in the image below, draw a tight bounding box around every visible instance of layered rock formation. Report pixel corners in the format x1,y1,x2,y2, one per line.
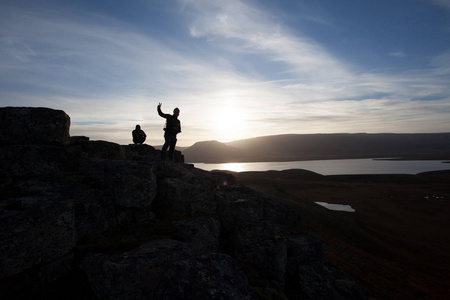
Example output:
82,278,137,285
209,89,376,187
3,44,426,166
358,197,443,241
0,107,365,299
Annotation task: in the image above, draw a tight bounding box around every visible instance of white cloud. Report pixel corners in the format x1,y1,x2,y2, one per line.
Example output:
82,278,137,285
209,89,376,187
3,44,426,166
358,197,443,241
433,0,450,10
183,0,355,83
1,1,449,146
181,0,450,108
389,51,406,58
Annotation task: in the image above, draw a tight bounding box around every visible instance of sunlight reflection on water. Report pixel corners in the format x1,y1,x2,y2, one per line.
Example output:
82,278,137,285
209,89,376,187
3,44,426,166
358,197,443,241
194,159,450,175
210,163,246,172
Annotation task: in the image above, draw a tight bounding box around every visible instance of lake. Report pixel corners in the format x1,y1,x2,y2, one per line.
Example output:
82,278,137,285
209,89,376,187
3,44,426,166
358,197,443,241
194,158,450,175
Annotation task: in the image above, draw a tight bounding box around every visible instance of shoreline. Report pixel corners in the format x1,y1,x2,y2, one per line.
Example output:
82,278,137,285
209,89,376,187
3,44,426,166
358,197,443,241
187,154,450,164
195,159,450,175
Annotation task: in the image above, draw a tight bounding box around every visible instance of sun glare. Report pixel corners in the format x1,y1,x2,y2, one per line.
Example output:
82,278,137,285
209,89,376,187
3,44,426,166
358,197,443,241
213,107,245,142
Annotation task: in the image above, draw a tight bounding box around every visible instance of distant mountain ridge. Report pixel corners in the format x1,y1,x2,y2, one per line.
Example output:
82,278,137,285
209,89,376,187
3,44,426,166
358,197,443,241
182,140,250,163
183,133,450,163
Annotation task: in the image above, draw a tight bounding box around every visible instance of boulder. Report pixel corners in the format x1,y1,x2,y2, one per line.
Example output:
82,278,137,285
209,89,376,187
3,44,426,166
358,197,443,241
69,136,89,143
153,165,218,217
210,170,237,186
285,234,365,300
71,158,158,235
153,252,253,300
216,185,300,235
0,144,80,178
81,239,184,300
68,180,117,240
79,159,157,209
0,191,75,279
287,233,323,265
0,107,70,145
293,262,365,300
217,193,265,235
174,216,220,255
81,239,254,300
228,221,289,291
79,140,126,160
123,144,159,162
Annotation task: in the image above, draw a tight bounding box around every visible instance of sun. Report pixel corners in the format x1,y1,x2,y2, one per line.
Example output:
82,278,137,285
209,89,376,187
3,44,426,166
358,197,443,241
213,107,245,142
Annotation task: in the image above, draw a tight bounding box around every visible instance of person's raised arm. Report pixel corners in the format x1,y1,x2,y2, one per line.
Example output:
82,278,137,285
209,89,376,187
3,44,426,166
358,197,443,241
157,102,168,118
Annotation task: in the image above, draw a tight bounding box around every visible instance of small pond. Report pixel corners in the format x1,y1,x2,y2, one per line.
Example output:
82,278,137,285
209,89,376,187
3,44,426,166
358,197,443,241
314,202,355,212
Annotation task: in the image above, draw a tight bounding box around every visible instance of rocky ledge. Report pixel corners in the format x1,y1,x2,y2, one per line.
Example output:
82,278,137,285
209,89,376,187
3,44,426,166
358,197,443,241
0,107,365,299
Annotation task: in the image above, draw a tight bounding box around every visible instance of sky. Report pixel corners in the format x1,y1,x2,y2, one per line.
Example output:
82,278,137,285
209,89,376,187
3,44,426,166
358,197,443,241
1,0,450,147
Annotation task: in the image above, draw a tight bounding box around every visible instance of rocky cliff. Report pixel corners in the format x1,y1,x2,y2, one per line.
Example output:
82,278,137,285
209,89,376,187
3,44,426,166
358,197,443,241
0,107,365,299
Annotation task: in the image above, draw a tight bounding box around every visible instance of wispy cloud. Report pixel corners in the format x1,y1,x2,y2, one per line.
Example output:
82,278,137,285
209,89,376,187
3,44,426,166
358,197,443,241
433,0,450,10
178,0,450,136
0,5,287,144
1,1,449,146
389,51,406,58
181,0,450,103
183,0,354,83
0,8,187,97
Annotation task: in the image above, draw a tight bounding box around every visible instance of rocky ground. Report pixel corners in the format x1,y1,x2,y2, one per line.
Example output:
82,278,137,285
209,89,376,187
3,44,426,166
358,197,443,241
232,169,450,299
0,107,366,299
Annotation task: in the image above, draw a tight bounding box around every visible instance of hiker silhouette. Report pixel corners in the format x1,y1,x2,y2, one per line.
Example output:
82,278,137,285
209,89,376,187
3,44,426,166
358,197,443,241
132,125,147,145
157,102,181,160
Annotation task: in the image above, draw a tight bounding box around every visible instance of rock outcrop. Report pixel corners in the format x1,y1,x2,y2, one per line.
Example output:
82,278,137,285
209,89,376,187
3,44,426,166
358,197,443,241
0,107,70,145
0,107,365,299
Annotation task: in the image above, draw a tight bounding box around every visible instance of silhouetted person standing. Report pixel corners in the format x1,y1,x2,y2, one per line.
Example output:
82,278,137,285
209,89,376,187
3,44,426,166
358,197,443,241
132,125,147,144
157,102,181,160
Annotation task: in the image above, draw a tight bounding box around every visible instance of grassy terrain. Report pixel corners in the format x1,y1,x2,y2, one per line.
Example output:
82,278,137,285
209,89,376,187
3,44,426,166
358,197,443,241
231,170,450,300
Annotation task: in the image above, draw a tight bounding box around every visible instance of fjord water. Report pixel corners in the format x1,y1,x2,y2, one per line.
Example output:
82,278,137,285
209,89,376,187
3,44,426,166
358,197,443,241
194,158,450,175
